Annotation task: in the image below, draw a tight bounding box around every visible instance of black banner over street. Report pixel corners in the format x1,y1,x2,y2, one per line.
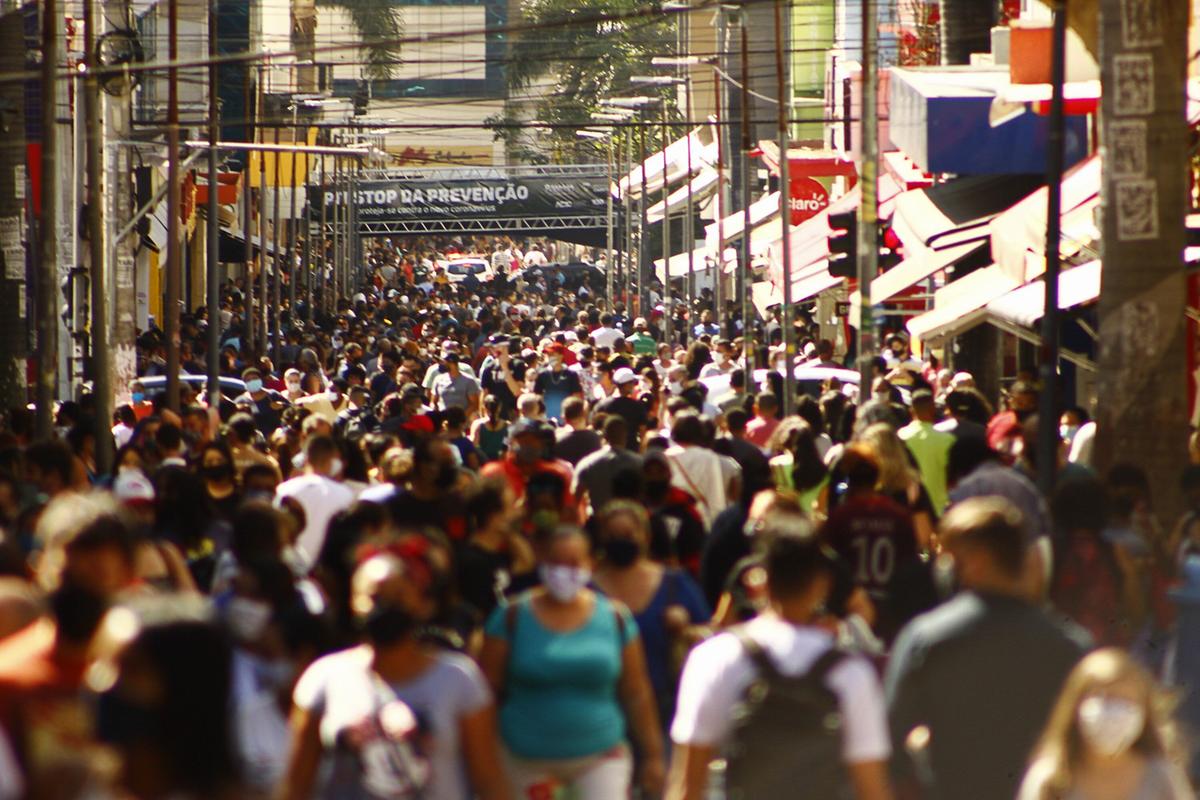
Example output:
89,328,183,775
311,174,610,223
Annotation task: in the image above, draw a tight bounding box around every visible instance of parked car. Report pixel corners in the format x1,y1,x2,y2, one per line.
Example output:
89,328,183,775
444,258,495,284
137,374,247,399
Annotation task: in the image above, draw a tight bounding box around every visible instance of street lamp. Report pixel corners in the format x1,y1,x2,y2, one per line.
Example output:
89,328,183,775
602,96,659,109
650,56,716,67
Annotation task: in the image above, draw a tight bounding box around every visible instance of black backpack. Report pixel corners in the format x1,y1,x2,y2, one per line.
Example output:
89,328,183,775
723,629,853,800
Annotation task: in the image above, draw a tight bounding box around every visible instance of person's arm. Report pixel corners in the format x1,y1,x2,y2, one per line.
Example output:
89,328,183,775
617,630,665,797
665,743,715,800
477,634,509,696
459,705,512,800
848,760,894,800
276,706,322,800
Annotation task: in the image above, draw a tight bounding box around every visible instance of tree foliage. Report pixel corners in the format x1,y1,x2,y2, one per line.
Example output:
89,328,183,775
317,0,405,81
490,0,679,161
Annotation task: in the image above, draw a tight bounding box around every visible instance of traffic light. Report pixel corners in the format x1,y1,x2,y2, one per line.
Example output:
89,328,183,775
352,81,369,116
827,210,857,278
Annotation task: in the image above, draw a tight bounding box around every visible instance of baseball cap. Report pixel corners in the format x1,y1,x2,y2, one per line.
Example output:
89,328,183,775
613,367,638,385
400,382,423,399
114,470,155,505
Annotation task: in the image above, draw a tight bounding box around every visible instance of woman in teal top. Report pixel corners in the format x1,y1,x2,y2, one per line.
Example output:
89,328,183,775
471,394,510,462
480,526,664,799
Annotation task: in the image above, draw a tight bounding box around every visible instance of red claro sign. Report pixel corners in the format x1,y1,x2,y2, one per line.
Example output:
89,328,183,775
789,176,829,225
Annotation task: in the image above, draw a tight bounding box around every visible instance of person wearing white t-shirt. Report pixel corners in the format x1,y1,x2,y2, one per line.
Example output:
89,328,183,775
274,435,355,573
667,516,893,800
590,313,624,350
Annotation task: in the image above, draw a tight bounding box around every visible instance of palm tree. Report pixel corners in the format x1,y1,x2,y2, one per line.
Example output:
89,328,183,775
493,0,676,158
293,0,403,86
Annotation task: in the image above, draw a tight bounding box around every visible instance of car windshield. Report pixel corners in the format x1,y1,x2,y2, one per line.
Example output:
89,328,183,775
448,262,486,275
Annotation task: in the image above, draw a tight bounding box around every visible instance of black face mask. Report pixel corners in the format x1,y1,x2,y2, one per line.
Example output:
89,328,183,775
602,538,640,568
434,463,459,491
202,464,233,482
644,479,671,501
96,688,163,745
362,602,418,646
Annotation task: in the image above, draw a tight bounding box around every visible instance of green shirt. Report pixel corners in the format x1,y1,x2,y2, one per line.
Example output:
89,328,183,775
628,331,658,356
898,420,955,512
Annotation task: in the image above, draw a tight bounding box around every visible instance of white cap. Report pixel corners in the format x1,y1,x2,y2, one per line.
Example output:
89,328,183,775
613,367,638,385
114,470,155,504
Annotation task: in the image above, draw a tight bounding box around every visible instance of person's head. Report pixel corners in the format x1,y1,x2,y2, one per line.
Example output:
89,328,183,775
241,367,265,394
36,492,137,596
858,422,916,494
516,392,542,421
670,411,706,447
590,501,648,568
465,478,518,537
25,440,75,498
937,497,1028,595
1106,463,1152,524
613,367,639,397
535,525,593,603
350,553,438,648
911,389,936,423
508,419,545,467
410,437,459,495
241,463,279,499
760,514,835,620
225,413,258,447
89,596,236,798
304,435,342,478
561,396,587,428
1031,648,1175,782
754,393,779,420
838,444,881,493
230,500,284,565
1008,379,1039,416
198,442,235,486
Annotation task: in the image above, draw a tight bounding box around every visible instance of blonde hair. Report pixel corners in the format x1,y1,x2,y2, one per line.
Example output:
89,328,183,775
857,423,919,495
1026,648,1178,799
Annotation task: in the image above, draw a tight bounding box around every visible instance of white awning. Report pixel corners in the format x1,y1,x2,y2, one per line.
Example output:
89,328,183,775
617,127,717,199
869,239,987,304
986,260,1101,329
988,155,1101,283
906,265,1022,341
646,167,721,224
751,281,783,316
653,246,722,279
705,191,780,244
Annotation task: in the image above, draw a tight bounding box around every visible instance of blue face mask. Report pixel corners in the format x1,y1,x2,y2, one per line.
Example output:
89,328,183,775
131,392,145,403
246,378,264,393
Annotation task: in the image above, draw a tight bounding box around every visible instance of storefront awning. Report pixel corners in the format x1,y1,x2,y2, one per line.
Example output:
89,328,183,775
646,167,720,224
906,265,1022,341
654,246,725,279
869,240,987,304
617,127,717,199
986,260,1100,329
989,155,1101,283
751,281,783,316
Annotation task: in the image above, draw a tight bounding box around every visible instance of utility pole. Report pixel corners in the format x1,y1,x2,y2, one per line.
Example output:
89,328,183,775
206,0,221,409
83,0,112,471
35,0,59,438
712,68,726,334
289,106,299,319
257,110,268,353
638,123,649,317
272,125,282,366
164,0,182,413
661,111,673,346
774,0,794,416
624,128,633,308
1095,0,1189,509
1036,0,1067,497
856,0,879,390
605,135,614,304
318,150,326,315
738,14,753,376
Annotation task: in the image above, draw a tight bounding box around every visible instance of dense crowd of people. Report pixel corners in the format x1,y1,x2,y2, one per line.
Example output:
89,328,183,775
0,233,1198,799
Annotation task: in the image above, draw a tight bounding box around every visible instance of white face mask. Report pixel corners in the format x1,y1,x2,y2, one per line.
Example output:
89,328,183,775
1077,696,1146,757
668,380,684,395
1060,424,1079,444
226,596,272,643
329,457,344,478
286,381,301,394
539,564,591,603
